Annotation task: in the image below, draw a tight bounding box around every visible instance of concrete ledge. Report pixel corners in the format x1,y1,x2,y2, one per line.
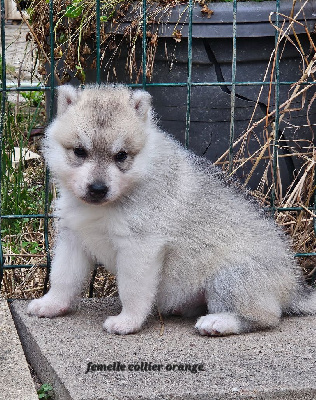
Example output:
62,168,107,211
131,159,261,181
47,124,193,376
11,298,316,400
0,299,38,400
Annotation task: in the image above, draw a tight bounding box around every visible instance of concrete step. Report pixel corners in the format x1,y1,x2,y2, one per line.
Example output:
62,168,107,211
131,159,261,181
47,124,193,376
11,298,316,400
0,299,38,400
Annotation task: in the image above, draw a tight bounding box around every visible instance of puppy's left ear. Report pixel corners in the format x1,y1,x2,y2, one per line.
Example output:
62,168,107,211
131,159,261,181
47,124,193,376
131,90,152,121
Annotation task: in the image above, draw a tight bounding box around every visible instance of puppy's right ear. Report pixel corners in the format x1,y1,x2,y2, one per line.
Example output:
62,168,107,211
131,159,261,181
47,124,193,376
57,85,79,116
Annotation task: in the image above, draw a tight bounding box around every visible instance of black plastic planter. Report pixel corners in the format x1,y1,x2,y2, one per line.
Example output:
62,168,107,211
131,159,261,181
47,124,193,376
92,0,315,190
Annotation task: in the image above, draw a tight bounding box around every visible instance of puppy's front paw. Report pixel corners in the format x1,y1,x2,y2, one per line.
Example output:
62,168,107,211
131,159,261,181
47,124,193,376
103,313,142,335
27,296,72,318
195,313,241,336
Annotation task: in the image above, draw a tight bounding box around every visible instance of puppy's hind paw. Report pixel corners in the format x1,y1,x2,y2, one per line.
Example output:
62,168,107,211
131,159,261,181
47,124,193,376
27,296,72,318
103,313,143,335
195,313,241,336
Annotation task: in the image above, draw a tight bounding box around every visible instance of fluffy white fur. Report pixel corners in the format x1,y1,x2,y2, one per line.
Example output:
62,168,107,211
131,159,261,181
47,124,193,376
27,84,316,336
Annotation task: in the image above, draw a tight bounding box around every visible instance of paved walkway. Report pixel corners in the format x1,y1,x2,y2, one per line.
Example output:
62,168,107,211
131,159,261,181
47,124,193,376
10,297,316,400
3,23,36,83
0,299,38,400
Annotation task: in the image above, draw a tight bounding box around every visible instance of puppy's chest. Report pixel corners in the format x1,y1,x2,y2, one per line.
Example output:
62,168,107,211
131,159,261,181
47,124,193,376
65,209,130,273
81,228,117,273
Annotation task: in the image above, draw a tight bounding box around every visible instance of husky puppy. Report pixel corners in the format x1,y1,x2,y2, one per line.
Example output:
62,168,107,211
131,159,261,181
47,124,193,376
27,85,316,336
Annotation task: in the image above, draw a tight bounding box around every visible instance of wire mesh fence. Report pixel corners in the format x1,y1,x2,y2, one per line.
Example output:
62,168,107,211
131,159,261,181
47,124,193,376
0,0,315,299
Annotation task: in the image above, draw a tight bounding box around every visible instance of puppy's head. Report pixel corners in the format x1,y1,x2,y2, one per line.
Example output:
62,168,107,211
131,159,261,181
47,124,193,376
45,85,152,204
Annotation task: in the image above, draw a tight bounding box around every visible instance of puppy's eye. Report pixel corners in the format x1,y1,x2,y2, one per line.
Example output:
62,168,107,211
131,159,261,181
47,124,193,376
73,147,87,158
114,151,128,162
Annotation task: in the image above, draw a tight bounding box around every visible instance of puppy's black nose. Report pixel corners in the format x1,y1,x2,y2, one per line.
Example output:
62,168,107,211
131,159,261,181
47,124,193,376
87,182,108,202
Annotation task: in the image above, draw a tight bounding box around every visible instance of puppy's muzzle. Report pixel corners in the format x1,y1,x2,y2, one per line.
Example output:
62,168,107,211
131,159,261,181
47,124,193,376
86,181,109,203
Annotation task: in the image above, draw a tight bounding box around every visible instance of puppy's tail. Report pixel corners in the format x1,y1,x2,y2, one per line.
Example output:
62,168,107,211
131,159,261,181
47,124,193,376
288,285,316,315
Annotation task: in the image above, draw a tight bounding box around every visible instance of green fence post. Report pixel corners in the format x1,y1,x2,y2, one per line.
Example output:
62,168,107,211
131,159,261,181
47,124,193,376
96,0,101,85
271,0,281,215
228,0,237,174
184,0,193,149
43,0,56,293
0,0,6,291
142,0,147,89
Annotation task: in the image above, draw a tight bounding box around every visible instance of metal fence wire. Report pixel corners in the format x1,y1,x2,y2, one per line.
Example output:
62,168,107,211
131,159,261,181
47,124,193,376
0,0,315,298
